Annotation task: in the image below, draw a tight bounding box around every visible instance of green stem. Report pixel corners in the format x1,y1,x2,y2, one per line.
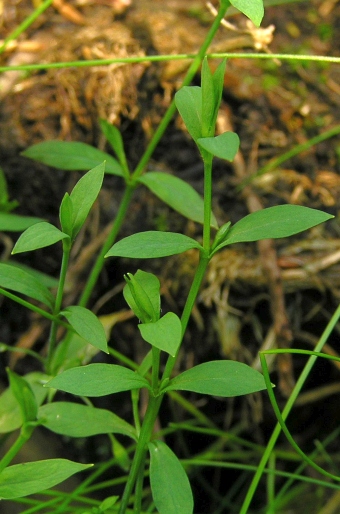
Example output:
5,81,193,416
240,302,340,513
0,287,69,326
118,395,162,514
0,423,35,474
78,184,135,308
162,254,210,383
202,152,213,252
46,238,71,372
0,0,54,54
134,451,147,514
131,0,231,182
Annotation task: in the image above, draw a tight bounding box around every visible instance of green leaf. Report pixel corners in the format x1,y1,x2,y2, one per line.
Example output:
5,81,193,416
175,86,202,142
230,0,264,27
163,360,267,396
59,192,74,237
201,58,216,137
0,262,54,309
69,162,105,239
138,172,218,228
149,440,193,514
197,132,240,161
0,373,48,433
99,119,129,177
0,459,92,499
124,270,160,323
105,232,203,259
12,222,69,254
22,141,123,176
5,262,59,289
215,205,334,251
139,312,182,357
7,369,38,423
60,306,108,354
38,402,136,440
46,364,151,396
0,213,44,232
50,332,102,375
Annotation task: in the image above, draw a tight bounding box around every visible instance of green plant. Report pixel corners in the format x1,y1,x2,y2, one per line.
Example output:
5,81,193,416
0,1,338,512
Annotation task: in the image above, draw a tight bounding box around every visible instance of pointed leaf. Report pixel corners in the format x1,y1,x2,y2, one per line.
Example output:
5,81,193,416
38,402,136,440
46,363,151,396
7,369,38,423
0,213,44,232
197,132,240,161
61,306,108,354
123,270,160,323
139,172,218,228
99,119,129,176
175,86,202,142
22,141,123,176
69,162,105,239
149,440,193,514
163,360,267,396
0,459,92,499
230,0,264,27
106,232,202,259
0,372,48,433
219,205,334,248
0,262,54,309
139,312,182,357
59,192,74,237
12,222,69,254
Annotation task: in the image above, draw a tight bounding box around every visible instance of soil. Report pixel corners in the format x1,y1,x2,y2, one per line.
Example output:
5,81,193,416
1,0,340,512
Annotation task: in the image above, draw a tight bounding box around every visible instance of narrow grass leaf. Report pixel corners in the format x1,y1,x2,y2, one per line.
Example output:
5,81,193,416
106,232,203,259
139,312,182,357
38,402,136,440
139,172,218,228
0,262,54,309
230,0,264,27
218,205,334,248
69,162,105,239
0,213,44,232
22,141,123,176
197,132,240,161
0,459,92,499
149,440,193,514
0,372,48,433
46,363,151,396
163,360,267,396
12,222,69,254
175,86,202,142
7,369,38,423
61,306,108,354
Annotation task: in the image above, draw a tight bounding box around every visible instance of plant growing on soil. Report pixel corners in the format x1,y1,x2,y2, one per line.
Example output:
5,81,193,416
0,1,339,513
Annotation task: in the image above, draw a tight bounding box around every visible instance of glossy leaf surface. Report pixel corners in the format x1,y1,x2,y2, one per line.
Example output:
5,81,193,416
0,263,54,309
163,360,267,396
12,222,69,254
46,364,151,396
106,232,203,259
22,141,123,176
61,306,108,353
139,172,218,228
0,459,92,499
149,440,193,514
38,402,136,439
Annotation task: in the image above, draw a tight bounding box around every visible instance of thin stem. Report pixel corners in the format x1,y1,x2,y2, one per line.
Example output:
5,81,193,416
0,0,53,54
202,152,214,252
131,0,232,181
46,238,71,372
240,302,340,513
0,423,35,473
119,395,162,514
151,347,161,392
162,254,210,383
78,184,135,307
134,452,147,514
